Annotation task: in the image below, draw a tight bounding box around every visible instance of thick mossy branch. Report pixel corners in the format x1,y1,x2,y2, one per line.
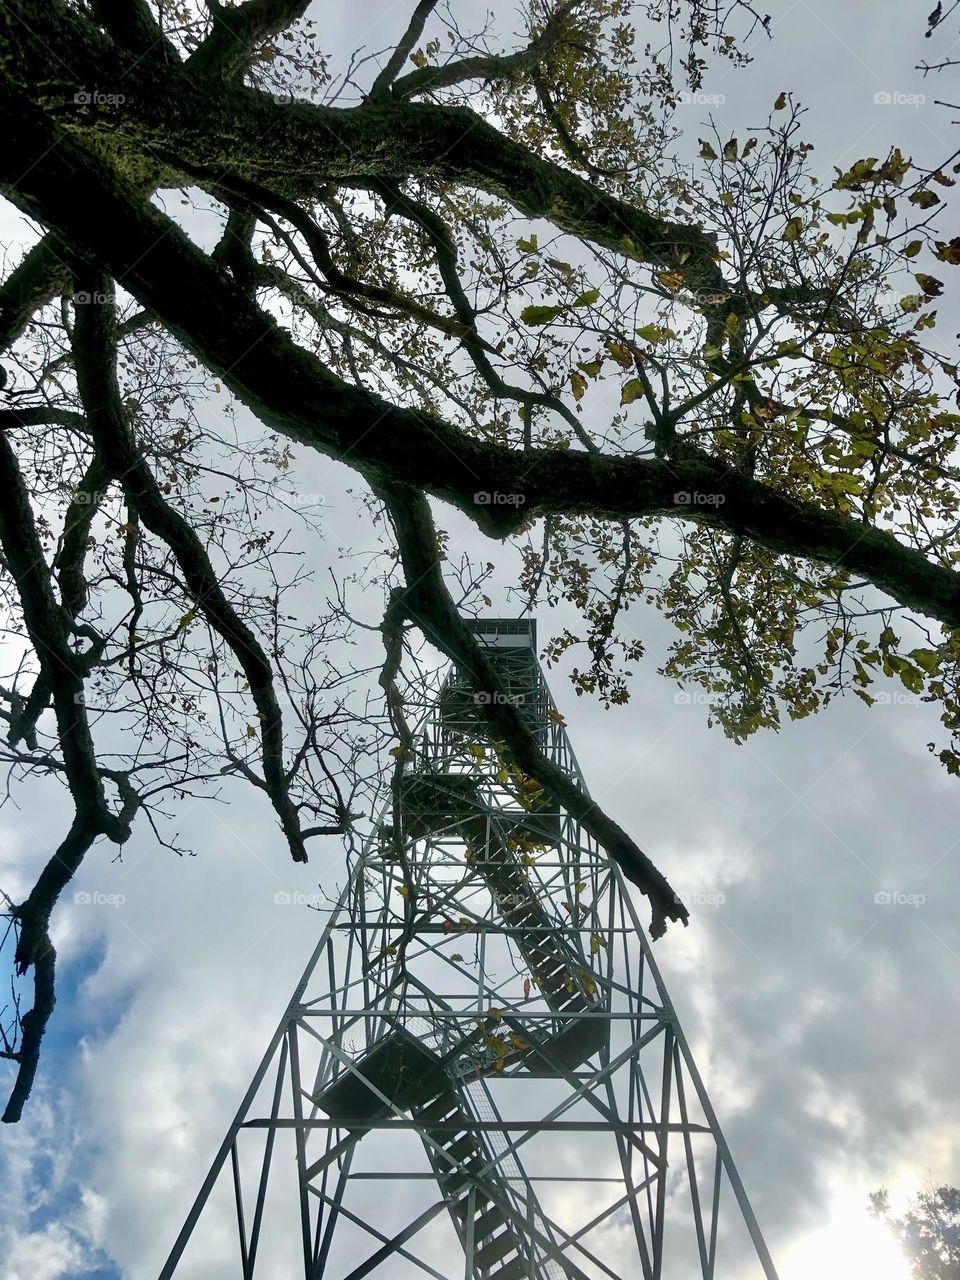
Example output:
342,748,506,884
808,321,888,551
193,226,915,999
2,98,957,631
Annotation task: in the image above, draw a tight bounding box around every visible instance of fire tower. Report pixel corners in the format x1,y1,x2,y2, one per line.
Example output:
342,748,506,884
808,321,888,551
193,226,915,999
161,618,779,1279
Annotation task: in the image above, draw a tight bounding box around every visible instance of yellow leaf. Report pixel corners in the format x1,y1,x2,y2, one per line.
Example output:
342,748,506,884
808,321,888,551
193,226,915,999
570,370,587,402
915,273,943,297
620,378,644,406
783,217,803,243
774,91,787,110
411,49,427,67
246,725,256,738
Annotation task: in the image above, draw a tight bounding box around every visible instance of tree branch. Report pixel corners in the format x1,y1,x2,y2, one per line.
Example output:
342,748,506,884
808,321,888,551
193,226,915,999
0,234,71,355
70,272,312,863
188,0,311,79
89,0,179,62
390,0,583,99
369,0,439,99
4,93,959,632
372,476,688,938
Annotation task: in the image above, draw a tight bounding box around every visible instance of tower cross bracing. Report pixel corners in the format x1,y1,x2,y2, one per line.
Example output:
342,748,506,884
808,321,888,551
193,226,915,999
161,617,779,1279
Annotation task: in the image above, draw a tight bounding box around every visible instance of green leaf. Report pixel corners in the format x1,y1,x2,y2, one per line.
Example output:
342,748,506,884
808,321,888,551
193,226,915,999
572,288,601,307
774,91,787,111
783,217,803,243
636,322,674,344
904,240,923,258
909,190,941,209
620,378,644,405
517,233,538,253
909,648,941,674
520,304,565,326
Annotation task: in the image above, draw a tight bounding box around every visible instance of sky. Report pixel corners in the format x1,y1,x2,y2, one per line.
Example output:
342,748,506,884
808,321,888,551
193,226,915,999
1,1,959,1278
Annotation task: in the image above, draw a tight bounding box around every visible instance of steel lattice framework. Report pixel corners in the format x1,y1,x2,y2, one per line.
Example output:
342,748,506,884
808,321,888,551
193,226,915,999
161,618,780,1279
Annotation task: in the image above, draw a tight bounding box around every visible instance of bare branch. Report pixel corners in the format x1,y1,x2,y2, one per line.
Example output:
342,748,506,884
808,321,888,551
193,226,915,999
390,0,583,99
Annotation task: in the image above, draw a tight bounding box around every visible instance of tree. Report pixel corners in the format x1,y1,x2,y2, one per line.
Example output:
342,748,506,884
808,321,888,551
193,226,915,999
0,0,958,1122
870,1184,960,1279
